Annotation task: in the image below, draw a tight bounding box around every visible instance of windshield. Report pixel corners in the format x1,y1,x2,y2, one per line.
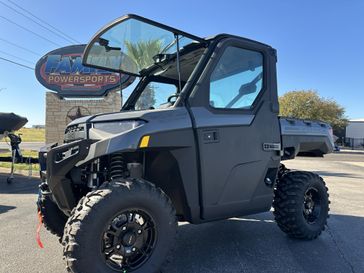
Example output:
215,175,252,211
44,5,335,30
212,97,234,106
134,81,177,110
83,16,200,75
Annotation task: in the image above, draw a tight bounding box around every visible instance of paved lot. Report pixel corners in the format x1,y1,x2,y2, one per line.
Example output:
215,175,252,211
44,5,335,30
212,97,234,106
0,152,363,273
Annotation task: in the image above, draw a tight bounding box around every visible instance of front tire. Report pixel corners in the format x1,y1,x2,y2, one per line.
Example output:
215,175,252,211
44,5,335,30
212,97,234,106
62,179,177,273
273,171,329,240
37,189,68,237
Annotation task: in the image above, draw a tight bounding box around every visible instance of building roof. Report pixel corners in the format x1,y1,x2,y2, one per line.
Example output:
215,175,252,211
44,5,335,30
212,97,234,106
349,118,364,122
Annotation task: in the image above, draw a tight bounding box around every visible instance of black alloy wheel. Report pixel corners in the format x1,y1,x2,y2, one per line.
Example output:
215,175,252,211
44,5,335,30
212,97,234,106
303,187,322,224
102,210,157,272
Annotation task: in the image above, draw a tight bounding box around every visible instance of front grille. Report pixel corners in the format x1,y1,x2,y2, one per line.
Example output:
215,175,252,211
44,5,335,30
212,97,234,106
64,124,86,143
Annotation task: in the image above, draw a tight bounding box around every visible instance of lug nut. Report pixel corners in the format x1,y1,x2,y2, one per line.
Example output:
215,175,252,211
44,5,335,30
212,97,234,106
132,247,136,252
116,245,121,249
122,226,127,231
137,230,142,234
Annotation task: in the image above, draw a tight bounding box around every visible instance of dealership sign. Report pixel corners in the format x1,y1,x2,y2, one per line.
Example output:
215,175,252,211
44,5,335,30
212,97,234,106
35,45,134,97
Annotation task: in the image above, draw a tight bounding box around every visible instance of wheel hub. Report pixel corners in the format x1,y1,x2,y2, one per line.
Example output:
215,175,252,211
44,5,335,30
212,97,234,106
102,210,156,272
304,194,314,214
122,232,137,246
303,187,322,224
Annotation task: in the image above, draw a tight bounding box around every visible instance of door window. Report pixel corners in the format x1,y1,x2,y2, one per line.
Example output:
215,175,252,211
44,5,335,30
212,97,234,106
209,47,263,109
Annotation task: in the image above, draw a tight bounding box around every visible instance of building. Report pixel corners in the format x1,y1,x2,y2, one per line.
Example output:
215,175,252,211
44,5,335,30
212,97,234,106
45,92,121,144
32,125,45,129
346,119,364,148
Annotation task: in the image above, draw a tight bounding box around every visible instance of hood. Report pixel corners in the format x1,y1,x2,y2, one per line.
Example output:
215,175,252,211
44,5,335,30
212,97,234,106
67,110,149,126
65,107,192,143
67,108,188,127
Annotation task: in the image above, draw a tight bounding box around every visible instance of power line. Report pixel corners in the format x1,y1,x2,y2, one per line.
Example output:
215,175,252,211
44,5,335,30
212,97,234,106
0,56,34,70
0,37,40,56
0,15,62,47
0,49,34,65
6,0,80,44
0,0,76,44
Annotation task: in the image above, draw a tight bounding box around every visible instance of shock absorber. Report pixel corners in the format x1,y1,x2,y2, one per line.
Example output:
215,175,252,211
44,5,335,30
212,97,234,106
109,153,128,180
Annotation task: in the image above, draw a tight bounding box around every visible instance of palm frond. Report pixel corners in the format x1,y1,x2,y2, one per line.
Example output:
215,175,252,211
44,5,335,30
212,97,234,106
125,39,163,70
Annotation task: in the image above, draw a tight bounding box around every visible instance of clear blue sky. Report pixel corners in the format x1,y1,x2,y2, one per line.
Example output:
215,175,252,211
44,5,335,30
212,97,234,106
0,0,363,126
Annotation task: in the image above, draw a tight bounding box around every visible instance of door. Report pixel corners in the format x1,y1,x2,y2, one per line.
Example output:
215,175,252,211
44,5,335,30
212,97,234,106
189,38,281,220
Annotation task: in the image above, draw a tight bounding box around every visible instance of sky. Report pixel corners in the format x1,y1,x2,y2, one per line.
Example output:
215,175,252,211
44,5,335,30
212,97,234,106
0,0,363,126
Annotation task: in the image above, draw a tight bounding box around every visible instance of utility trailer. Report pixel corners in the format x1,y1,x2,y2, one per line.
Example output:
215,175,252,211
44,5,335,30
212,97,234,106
37,14,334,273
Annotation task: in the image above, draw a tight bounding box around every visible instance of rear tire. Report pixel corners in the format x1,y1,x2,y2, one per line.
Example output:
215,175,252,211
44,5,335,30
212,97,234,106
62,178,177,273
273,171,329,240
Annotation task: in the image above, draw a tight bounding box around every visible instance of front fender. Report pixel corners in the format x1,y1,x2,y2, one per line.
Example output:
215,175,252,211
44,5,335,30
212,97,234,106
46,139,93,214
76,108,193,166
75,127,143,167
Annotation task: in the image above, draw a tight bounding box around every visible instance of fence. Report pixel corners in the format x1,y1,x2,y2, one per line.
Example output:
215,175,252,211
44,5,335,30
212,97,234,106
342,138,364,149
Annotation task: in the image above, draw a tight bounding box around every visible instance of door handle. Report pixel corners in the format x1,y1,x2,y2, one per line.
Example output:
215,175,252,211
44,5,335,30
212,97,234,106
203,130,219,143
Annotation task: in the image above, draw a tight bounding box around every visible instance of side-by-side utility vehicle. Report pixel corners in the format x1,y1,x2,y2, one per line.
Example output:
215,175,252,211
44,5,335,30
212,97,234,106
37,14,334,273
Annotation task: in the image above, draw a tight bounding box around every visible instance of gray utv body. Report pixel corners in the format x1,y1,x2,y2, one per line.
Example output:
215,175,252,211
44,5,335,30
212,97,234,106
40,14,334,225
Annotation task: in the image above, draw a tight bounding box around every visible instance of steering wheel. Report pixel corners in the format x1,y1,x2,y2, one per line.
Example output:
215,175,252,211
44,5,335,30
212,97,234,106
167,94,179,103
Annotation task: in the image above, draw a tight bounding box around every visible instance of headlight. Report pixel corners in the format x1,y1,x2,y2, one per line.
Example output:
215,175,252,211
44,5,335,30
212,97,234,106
93,120,145,134
64,123,87,143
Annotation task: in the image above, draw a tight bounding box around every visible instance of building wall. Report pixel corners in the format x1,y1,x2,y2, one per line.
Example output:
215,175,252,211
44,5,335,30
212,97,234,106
346,121,364,138
346,121,364,148
45,91,121,144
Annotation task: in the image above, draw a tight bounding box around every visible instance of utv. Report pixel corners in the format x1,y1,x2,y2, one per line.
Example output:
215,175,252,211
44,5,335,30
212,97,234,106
37,14,334,273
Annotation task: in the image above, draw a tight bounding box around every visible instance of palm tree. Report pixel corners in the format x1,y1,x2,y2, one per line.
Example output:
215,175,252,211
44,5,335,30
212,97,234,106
125,40,163,110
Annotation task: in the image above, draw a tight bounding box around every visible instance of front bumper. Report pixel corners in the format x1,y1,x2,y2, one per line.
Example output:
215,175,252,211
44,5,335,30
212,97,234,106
40,139,93,214
39,123,146,214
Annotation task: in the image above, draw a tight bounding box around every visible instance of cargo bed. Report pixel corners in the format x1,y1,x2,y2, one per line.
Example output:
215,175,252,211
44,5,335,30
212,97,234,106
279,117,334,159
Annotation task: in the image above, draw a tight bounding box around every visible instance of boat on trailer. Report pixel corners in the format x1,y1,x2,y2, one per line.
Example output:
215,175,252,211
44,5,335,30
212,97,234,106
0,112,28,142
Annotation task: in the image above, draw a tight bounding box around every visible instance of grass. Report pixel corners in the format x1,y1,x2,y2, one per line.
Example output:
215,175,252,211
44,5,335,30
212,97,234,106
0,127,43,172
0,162,39,171
0,150,39,171
0,150,38,158
0,127,45,142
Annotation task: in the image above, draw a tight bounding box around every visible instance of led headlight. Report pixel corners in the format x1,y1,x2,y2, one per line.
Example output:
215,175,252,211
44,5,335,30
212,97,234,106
64,123,87,143
93,120,145,134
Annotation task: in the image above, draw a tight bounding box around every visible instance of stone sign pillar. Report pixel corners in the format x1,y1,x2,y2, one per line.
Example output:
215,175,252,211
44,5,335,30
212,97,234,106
45,91,121,144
